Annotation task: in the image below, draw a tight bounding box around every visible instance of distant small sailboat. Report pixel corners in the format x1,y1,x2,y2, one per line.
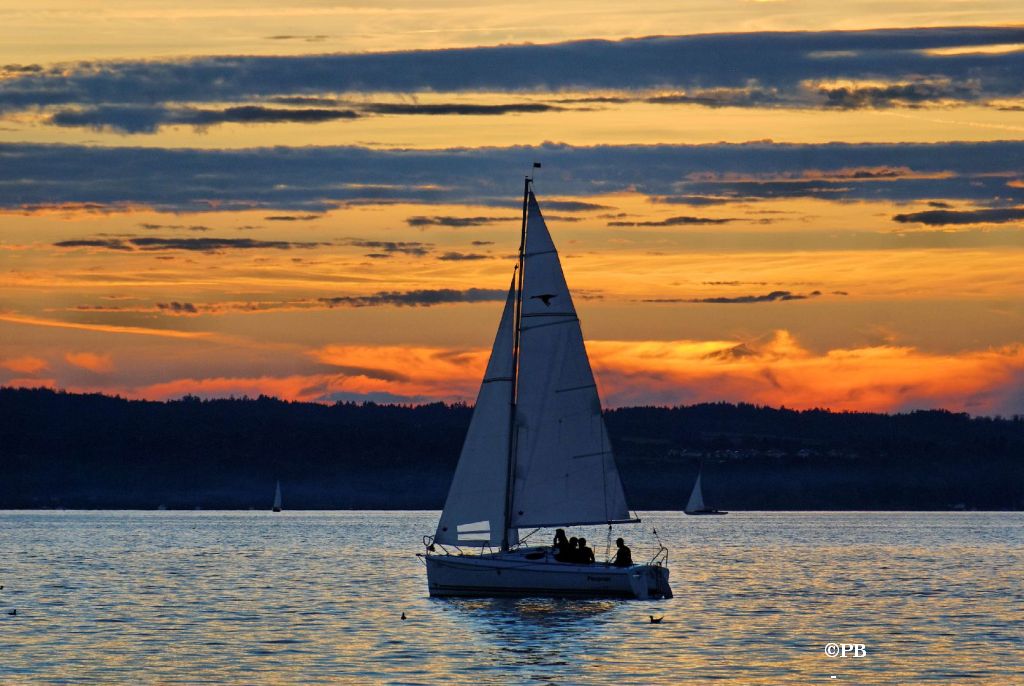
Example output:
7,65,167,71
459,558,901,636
272,481,282,513
684,466,727,515
421,172,672,600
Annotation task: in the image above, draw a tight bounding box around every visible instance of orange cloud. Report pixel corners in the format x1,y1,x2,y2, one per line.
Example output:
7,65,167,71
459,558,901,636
1,355,48,374
125,369,474,404
65,352,115,373
312,344,486,394
0,313,211,339
4,377,58,389
12,333,1023,414
587,332,1024,414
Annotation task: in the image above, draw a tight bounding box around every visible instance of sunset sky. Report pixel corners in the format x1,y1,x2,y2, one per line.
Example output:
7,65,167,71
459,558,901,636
2,1,1023,414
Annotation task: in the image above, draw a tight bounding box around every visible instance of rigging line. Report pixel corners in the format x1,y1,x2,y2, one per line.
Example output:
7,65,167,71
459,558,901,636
518,527,541,544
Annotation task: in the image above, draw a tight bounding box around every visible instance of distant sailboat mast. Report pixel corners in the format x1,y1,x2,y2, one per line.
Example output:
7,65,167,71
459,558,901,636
273,480,282,512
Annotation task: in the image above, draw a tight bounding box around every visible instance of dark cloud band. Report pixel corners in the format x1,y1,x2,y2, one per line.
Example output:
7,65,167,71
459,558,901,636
6,140,1024,213
2,27,1023,116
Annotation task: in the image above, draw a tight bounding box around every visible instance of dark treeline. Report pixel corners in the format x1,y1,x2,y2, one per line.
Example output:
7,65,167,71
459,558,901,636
1,387,1021,510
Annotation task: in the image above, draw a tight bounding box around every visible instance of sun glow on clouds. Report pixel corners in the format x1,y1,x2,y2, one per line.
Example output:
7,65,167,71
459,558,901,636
64,351,114,373
0,355,48,374
586,334,1024,414
2,13,1024,415
22,334,1018,415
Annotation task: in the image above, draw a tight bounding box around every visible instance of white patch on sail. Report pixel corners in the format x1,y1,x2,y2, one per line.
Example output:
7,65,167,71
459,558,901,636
456,520,492,541
456,520,490,533
434,282,519,548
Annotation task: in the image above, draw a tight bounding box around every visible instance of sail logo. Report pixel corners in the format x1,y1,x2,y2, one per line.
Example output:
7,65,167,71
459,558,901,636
456,520,491,542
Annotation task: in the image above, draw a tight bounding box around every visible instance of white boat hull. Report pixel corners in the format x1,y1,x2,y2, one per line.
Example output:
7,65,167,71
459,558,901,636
423,548,672,599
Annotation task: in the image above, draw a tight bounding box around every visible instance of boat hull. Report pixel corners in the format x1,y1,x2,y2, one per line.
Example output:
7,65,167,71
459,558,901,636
684,509,727,515
423,548,672,599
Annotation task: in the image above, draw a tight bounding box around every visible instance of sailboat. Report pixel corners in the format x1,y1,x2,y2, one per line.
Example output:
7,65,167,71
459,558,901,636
272,481,282,513
684,466,726,515
421,174,672,599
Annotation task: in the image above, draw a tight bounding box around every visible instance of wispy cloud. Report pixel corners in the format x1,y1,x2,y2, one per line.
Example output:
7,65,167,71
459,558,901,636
345,239,432,257
157,301,199,315
318,288,505,308
437,251,492,261
0,355,48,374
48,105,361,134
65,351,114,373
406,215,513,227
608,215,733,227
644,290,823,304
54,236,326,252
362,103,560,116
139,222,212,232
44,102,565,133
893,207,1024,225
0,313,211,339
539,200,613,212
264,214,321,221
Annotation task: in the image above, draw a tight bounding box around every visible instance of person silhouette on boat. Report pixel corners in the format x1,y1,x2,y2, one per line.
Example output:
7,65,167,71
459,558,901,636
577,537,595,564
612,537,633,567
552,529,569,557
557,537,579,562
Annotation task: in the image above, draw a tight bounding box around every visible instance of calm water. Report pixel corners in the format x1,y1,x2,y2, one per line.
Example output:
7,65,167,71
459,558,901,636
0,511,1021,684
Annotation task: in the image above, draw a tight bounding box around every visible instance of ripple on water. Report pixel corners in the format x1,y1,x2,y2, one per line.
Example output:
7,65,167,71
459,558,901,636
0,511,1022,684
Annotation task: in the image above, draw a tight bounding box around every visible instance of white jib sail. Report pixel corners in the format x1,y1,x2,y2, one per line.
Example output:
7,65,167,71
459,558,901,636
686,471,705,512
273,481,282,510
434,282,519,547
510,192,632,529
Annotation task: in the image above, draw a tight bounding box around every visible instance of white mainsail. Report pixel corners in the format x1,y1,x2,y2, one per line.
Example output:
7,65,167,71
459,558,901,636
685,471,705,513
273,481,282,511
510,192,632,529
434,282,519,548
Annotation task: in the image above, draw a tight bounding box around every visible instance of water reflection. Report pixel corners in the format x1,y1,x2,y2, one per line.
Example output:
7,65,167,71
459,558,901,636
0,511,1021,684
441,597,619,668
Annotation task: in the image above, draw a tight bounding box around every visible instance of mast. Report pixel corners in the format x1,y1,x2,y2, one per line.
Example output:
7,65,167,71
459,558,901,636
501,173,531,551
